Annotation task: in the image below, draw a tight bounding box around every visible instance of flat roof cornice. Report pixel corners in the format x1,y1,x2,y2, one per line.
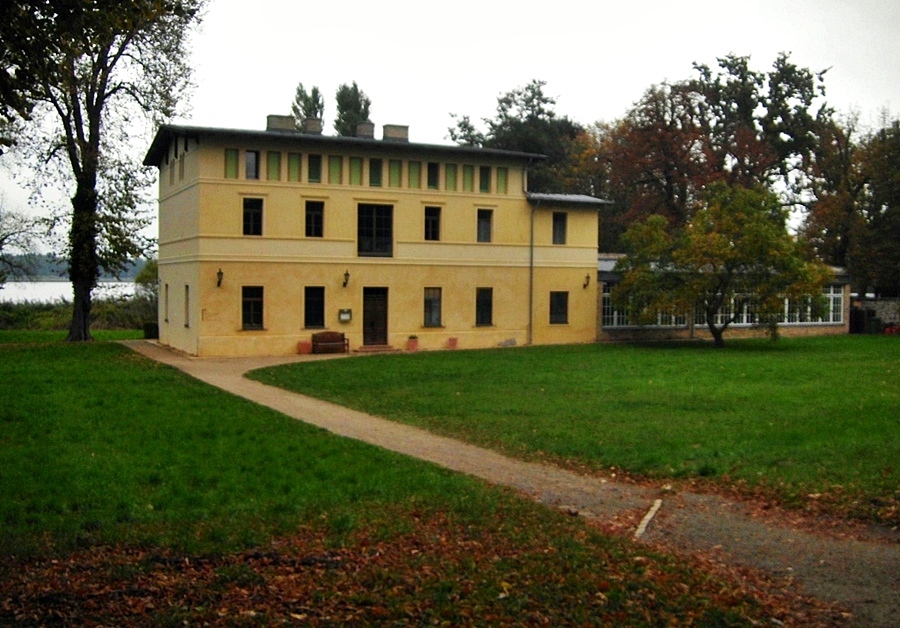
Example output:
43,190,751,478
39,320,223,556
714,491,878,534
143,123,547,167
527,192,612,209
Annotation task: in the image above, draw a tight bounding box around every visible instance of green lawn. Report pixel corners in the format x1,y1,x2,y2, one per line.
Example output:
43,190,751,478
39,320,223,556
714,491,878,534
0,340,490,555
250,336,899,522
0,338,801,624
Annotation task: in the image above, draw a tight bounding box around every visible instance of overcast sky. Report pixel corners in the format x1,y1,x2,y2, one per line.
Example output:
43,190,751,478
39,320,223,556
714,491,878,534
183,0,898,142
1,0,898,222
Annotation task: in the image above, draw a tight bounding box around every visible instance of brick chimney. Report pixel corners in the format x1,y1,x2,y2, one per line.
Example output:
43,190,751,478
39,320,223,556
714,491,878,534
383,124,409,142
266,114,296,131
356,120,375,139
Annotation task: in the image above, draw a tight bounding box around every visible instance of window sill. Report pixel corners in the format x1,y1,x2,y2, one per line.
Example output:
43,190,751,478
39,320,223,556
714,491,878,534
241,326,267,332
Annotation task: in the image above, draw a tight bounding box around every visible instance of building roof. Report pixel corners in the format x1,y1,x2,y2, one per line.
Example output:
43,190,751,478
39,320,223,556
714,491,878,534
143,123,548,167
527,193,612,208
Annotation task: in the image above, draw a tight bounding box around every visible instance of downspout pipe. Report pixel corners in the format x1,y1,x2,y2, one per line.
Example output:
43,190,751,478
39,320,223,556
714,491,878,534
525,164,537,346
529,201,536,345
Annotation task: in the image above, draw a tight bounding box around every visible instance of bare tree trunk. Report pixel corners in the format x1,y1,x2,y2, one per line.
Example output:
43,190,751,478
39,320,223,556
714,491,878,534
705,315,726,348
67,277,93,341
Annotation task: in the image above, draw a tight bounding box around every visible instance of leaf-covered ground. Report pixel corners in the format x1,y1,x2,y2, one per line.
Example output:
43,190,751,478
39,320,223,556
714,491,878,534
1,508,844,626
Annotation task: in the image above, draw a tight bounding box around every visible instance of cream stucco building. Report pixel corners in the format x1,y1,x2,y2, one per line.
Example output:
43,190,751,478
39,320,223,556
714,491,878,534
143,116,607,357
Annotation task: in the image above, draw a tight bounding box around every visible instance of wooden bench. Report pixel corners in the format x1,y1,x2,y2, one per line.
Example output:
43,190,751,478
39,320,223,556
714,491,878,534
311,331,349,354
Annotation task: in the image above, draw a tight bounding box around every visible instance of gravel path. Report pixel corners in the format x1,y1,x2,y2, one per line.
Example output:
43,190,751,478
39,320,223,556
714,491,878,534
124,341,899,627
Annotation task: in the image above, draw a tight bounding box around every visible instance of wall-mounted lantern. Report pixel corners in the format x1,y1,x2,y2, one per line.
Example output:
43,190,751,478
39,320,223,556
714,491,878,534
583,273,591,289
216,268,224,287
342,270,350,287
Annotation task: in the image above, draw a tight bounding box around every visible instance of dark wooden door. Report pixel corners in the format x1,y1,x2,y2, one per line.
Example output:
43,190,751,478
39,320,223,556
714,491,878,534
363,287,388,345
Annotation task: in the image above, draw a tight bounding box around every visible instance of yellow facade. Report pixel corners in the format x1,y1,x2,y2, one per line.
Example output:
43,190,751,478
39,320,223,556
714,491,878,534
145,119,604,356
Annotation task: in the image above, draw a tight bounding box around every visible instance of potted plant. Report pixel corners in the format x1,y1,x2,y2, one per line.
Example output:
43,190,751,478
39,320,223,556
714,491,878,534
407,335,419,351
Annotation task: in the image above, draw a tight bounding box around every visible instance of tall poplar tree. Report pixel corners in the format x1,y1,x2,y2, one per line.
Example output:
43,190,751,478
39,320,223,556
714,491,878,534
334,82,371,137
291,82,324,125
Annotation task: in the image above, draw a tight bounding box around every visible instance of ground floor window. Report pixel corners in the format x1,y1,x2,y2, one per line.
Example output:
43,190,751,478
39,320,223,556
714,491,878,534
782,284,844,325
476,287,493,326
601,284,628,327
304,286,325,328
549,291,568,324
242,286,264,329
424,287,442,327
183,285,190,328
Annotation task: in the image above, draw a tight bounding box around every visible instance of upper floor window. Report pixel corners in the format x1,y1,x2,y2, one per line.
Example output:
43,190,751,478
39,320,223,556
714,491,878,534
358,203,393,257
424,287,442,327
349,157,363,185
288,153,302,182
369,158,383,187
408,161,421,188
424,206,441,241
497,167,508,194
243,198,263,236
267,151,281,181
427,162,440,189
305,200,324,238
246,150,260,179
328,155,343,184
389,159,403,187
477,209,493,243
445,164,458,191
308,154,322,183
463,165,475,192
479,166,491,193
225,149,239,179
552,212,567,245
550,291,569,324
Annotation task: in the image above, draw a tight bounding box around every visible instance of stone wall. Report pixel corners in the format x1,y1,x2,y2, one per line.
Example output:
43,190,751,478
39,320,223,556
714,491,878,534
856,298,900,326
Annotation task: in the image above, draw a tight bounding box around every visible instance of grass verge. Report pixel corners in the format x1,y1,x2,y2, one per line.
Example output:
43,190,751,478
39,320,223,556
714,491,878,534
0,340,840,624
250,336,899,524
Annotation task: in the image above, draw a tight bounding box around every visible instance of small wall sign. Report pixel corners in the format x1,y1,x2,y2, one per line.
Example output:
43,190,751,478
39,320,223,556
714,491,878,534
338,309,352,323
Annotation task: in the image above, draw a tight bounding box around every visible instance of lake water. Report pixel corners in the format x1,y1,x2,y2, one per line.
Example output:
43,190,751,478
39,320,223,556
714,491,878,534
0,281,136,304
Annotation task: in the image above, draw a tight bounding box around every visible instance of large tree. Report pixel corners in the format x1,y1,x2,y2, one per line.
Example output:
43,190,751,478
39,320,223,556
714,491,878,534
334,82,371,137
853,120,900,296
595,54,832,251
1,0,205,341
800,115,867,269
802,116,900,295
614,183,831,347
448,79,584,193
0,2,61,152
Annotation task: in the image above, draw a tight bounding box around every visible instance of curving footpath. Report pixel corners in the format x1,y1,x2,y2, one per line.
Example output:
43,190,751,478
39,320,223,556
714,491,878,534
124,340,899,627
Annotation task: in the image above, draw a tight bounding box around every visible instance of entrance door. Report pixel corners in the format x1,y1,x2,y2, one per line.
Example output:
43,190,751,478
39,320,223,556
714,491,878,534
363,287,388,345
